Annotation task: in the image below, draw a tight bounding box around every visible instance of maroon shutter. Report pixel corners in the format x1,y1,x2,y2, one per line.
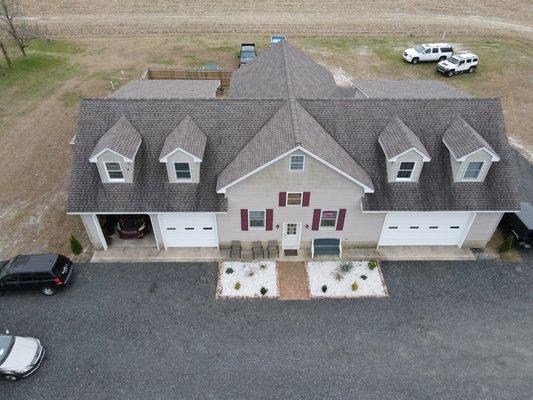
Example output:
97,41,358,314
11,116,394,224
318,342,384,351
302,192,310,207
279,192,286,207
312,209,321,231
240,209,248,231
336,209,346,231
266,209,273,231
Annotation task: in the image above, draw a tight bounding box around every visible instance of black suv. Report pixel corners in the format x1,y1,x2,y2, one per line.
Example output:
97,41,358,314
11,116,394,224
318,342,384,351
0,254,74,296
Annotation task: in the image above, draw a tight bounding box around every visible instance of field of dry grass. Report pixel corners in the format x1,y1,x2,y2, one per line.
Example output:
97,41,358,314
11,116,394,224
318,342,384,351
0,34,531,260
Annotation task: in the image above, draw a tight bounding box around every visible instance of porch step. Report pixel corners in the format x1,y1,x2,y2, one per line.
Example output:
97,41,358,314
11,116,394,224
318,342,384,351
278,262,310,300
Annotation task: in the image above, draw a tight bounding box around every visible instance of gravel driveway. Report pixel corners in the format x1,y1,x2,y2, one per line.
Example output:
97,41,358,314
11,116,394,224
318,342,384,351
1,260,531,399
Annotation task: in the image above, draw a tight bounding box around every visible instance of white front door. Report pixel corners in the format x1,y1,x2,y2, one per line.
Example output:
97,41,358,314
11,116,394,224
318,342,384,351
282,222,301,249
159,213,219,248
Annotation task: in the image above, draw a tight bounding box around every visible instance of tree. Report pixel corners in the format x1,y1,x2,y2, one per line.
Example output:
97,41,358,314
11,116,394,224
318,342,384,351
70,235,83,256
0,0,39,57
0,40,11,68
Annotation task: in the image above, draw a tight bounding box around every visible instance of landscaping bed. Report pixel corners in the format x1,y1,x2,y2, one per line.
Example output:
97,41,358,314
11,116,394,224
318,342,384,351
216,261,278,299
306,260,387,298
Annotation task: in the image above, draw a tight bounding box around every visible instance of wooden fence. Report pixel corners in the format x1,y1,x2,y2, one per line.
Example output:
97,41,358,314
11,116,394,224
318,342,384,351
143,68,232,89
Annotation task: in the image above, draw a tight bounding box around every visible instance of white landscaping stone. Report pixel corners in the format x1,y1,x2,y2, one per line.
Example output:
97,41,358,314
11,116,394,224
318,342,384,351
307,261,387,298
217,261,278,299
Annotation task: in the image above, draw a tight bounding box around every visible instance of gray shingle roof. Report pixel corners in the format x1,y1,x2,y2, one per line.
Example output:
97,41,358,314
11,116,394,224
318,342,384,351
352,80,472,99
89,115,142,161
230,41,339,99
442,117,500,160
379,117,430,160
299,98,519,211
106,80,219,99
159,116,207,161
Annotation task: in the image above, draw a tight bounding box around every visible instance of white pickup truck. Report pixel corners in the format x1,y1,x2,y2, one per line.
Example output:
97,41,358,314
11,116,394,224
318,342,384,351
403,43,454,64
437,53,479,77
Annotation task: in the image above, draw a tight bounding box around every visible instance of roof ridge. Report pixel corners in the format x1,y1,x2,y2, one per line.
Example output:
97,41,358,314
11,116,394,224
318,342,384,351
280,42,301,146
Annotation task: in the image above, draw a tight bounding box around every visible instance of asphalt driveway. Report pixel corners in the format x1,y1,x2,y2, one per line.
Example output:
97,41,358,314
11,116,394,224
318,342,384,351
1,260,532,400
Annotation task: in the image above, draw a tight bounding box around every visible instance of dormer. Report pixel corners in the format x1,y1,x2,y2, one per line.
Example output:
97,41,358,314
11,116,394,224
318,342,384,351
378,117,431,183
443,117,500,183
89,116,141,183
159,116,206,184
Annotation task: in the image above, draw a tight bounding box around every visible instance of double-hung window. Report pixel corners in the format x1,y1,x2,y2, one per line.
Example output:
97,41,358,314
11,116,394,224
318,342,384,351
174,163,191,181
396,162,415,180
105,162,124,181
286,192,302,206
289,155,305,172
320,210,338,229
463,161,483,180
249,211,265,230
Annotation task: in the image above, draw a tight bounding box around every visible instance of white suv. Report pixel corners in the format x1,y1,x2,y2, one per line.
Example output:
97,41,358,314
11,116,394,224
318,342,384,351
437,53,479,77
403,43,454,64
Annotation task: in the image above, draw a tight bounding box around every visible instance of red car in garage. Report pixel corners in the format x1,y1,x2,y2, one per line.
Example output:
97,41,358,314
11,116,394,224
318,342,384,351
117,215,151,239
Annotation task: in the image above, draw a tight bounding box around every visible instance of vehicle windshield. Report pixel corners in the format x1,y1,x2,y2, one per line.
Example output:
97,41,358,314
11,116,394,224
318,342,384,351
0,258,15,279
0,335,14,365
241,51,255,58
414,45,426,53
447,56,460,64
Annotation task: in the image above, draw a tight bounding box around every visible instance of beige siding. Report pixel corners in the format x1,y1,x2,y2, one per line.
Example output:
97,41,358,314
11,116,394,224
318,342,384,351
164,151,200,183
386,150,425,182
463,212,503,247
216,150,385,248
450,149,493,182
149,213,164,250
95,150,134,183
80,214,106,250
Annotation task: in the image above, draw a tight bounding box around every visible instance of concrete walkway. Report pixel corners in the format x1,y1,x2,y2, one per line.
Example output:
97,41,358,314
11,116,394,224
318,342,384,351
278,262,310,300
92,245,474,263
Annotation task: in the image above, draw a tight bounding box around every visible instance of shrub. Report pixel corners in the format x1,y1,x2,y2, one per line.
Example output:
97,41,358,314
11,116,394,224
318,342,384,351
260,287,268,296
368,260,378,270
321,285,327,293
234,282,241,290
259,264,267,270
498,235,515,253
225,267,234,274
351,282,358,291
339,262,353,273
70,235,83,255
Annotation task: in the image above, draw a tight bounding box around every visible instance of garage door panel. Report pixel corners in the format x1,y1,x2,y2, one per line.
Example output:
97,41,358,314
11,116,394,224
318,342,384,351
379,212,473,246
159,214,218,248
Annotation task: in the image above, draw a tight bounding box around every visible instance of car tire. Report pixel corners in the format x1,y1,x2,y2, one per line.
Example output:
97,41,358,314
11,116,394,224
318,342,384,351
3,375,17,382
468,66,474,73
41,287,55,296
447,70,454,77
411,58,419,64
439,56,446,62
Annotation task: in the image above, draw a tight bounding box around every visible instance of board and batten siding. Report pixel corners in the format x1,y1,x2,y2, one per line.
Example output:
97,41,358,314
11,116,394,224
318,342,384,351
462,212,503,247
216,150,385,248
95,150,134,183
163,151,200,183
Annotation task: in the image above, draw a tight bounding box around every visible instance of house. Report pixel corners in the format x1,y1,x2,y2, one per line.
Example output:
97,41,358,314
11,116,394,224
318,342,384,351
67,41,519,253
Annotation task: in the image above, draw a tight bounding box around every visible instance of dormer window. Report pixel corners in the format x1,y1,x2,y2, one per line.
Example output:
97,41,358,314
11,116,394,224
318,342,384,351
174,163,192,181
289,155,305,172
463,161,483,181
105,162,125,181
396,162,415,180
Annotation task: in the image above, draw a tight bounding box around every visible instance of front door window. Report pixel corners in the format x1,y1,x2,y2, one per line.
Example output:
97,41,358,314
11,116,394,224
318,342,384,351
286,223,297,235
282,223,301,249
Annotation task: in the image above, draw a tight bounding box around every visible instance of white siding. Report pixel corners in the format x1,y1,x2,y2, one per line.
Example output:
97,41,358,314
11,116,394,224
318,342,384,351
450,149,494,182
386,150,425,182
463,212,503,247
164,151,201,183
95,150,134,183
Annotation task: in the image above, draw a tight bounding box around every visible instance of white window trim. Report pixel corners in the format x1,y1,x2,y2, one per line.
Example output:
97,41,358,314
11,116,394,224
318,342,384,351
289,155,305,172
105,162,125,182
319,209,338,230
286,192,303,207
174,162,192,182
396,161,416,182
248,210,266,231
462,161,484,181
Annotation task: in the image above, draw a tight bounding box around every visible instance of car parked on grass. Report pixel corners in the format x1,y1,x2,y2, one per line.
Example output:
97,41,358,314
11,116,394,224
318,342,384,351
437,53,478,77
270,35,286,46
239,43,256,67
201,63,221,72
0,254,74,296
403,43,453,64
117,215,151,239
0,331,45,381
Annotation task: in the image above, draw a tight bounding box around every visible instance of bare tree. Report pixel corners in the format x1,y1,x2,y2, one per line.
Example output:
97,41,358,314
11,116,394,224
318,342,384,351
0,40,11,68
0,0,39,57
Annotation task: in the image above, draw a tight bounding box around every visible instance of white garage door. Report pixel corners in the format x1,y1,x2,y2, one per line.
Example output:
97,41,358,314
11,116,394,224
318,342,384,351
378,212,474,246
159,213,218,248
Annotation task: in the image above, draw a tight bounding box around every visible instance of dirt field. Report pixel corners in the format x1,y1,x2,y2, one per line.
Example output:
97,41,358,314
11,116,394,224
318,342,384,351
19,0,533,39
0,34,531,261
